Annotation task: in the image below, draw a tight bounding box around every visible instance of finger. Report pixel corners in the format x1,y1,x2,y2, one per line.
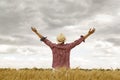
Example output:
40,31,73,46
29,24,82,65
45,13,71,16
91,28,94,31
31,27,35,31
92,28,95,33
93,28,95,31
89,28,92,31
33,27,35,30
31,27,34,30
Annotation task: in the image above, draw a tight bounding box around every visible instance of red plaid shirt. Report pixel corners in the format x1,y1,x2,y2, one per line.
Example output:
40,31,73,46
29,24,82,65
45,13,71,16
42,36,85,69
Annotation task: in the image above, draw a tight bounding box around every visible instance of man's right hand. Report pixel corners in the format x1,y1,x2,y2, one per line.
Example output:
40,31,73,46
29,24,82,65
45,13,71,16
31,27,37,33
88,28,95,35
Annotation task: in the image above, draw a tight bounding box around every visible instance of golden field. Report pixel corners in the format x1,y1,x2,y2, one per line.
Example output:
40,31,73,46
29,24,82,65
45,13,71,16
0,68,120,80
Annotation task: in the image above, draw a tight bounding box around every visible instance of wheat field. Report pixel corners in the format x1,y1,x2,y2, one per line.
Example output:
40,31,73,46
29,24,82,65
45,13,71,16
0,68,120,80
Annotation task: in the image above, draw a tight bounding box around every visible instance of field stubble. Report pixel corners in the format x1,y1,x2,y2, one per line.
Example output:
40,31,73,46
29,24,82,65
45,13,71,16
0,68,120,80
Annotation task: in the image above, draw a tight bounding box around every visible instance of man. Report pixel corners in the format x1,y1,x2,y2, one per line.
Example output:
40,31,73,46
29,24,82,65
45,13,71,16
31,27,95,69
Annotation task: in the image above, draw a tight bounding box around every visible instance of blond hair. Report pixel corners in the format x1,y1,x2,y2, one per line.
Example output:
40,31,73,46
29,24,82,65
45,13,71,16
57,33,66,43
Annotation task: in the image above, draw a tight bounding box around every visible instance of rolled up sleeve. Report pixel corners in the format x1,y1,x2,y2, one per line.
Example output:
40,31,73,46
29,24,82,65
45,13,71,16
68,35,85,49
41,37,55,48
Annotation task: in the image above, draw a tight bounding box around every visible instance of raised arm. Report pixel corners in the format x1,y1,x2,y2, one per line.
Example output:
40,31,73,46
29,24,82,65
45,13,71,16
68,28,95,49
31,27,43,39
83,28,95,39
31,27,55,48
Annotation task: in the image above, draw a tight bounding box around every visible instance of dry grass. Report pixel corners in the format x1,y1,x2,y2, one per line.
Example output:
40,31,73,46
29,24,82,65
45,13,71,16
0,68,120,80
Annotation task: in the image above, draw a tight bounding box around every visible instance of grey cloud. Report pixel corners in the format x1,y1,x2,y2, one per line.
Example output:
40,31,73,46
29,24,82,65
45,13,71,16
0,14,24,35
40,0,119,29
0,0,120,68
94,21,120,38
0,1,25,35
106,38,120,46
0,0,120,47
11,34,41,45
0,34,38,46
0,0,118,31
40,0,93,28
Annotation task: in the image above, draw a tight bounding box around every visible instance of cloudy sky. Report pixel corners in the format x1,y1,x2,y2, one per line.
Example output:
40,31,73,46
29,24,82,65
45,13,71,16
0,0,120,69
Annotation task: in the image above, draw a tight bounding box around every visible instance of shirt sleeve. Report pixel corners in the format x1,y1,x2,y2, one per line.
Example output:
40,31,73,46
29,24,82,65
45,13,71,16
68,35,85,49
41,37,55,48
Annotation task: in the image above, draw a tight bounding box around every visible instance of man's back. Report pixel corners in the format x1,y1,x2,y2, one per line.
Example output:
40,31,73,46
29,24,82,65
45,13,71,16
42,36,84,68
51,43,71,68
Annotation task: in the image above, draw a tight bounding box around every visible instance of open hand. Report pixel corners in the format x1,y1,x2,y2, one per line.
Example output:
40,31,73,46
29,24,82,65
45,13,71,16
31,27,37,33
88,28,95,34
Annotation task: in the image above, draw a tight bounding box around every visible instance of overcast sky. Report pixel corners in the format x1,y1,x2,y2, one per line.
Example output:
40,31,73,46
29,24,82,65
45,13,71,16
0,0,120,69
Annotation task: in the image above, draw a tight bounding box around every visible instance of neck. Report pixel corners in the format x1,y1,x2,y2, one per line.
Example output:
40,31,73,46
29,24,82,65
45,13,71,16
58,42,64,44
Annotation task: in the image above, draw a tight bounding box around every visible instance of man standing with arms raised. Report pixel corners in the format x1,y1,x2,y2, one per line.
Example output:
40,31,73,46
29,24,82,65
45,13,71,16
31,27,95,69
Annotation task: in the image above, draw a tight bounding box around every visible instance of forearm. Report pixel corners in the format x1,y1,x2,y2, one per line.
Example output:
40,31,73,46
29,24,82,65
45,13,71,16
31,27,44,39
83,33,91,39
34,32,43,39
